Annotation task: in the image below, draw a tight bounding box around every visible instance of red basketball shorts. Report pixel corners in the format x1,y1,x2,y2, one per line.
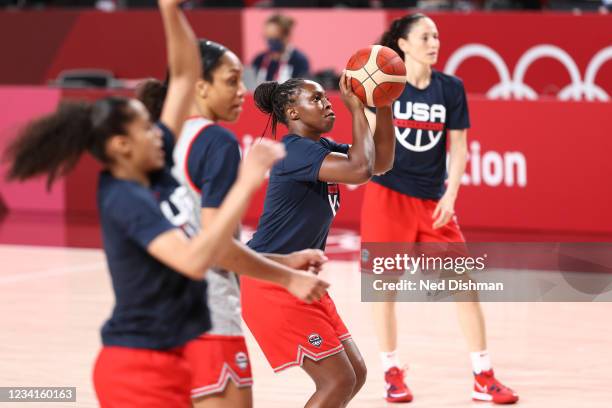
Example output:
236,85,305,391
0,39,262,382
360,182,465,243
93,346,191,408
241,278,351,373
183,334,253,399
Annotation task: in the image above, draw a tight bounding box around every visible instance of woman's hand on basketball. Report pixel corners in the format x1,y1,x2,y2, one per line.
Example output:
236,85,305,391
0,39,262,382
286,270,330,303
339,70,364,113
238,139,286,190
284,249,328,275
432,192,456,229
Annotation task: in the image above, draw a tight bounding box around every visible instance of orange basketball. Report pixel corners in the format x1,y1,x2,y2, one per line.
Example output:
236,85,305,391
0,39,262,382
345,45,406,107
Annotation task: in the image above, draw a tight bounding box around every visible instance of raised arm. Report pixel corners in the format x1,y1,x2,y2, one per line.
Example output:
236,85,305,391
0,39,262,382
318,72,374,185
158,0,201,136
371,105,395,174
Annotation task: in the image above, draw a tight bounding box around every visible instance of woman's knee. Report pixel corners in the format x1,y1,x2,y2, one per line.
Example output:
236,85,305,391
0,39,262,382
319,367,357,397
352,357,367,392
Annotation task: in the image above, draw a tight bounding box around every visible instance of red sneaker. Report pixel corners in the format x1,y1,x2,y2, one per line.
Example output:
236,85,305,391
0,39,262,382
384,366,413,403
473,369,519,404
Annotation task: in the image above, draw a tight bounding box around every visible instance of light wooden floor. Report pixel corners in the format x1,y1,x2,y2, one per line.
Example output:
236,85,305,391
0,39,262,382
1,245,611,407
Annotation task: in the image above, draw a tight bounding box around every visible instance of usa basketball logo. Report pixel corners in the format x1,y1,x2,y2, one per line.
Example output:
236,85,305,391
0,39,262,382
160,185,198,237
393,102,447,153
327,183,340,216
235,352,249,371
308,333,323,347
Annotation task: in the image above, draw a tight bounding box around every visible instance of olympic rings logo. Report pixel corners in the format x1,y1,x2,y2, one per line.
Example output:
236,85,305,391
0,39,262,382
444,44,612,101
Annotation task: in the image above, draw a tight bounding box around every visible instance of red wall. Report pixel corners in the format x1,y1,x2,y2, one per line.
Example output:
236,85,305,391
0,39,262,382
226,95,612,236
0,87,64,212
386,12,612,101
1,87,610,239
0,10,243,84
0,10,610,240
0,11,610,103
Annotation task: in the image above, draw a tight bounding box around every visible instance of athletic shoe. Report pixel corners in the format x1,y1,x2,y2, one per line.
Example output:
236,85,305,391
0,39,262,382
473,369,519,404
384,366,413,403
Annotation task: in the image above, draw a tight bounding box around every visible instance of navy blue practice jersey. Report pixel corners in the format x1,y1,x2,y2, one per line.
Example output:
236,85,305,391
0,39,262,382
248,134,349,254
371,70,470,200
98,123,209,350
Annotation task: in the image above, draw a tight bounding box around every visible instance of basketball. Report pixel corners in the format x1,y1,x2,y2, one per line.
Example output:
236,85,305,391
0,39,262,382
345,45,407,107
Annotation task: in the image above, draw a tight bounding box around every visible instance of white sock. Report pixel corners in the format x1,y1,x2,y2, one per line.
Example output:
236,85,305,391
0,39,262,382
470,350,492,374
380,350,401,372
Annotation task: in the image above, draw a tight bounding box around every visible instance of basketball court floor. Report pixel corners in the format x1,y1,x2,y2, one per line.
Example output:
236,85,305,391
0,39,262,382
1,239,611,407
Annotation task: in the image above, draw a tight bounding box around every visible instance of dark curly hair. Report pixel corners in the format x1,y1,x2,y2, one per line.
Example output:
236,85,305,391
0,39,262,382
136,79,167,123
3,97,136,189
380,13,427,58
253,78,305,137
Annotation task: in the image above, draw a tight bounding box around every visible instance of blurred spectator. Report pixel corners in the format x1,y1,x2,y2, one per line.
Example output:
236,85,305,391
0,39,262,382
252,14,310,84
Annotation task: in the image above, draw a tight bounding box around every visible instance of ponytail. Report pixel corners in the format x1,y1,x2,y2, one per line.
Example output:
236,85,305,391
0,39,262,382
253,78,304,137
3,96,136,189
379,13,427,58
253,81,278,116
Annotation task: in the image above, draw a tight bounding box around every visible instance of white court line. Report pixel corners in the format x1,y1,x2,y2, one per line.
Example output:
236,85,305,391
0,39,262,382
0,262,107,285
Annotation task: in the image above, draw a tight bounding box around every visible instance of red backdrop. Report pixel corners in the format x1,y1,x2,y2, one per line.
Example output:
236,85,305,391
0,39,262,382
0,10,243,85
0,10,610,241
0,11,610,103
225,95,612,236
1,88,610,239
386,12,612,102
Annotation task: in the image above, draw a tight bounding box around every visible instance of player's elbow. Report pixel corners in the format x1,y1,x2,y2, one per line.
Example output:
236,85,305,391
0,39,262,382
180,252,213,281
457,143,468,160
450,145,468,169
183,265,208,281
351,164,373,184
176,262,207,281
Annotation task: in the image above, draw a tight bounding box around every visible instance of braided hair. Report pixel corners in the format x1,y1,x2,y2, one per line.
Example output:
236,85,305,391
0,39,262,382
379,13,427,58
253,78,305,137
